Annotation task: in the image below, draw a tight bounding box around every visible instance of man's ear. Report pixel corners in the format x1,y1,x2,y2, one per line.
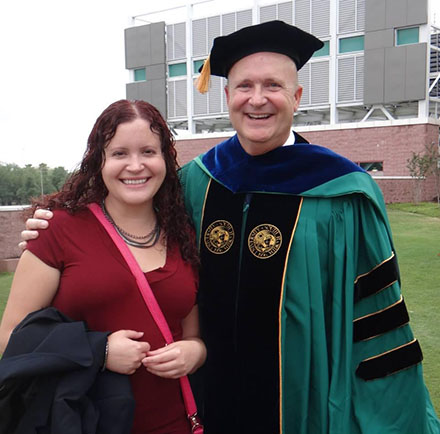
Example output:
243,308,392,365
224,84,230,104
293,85,303,112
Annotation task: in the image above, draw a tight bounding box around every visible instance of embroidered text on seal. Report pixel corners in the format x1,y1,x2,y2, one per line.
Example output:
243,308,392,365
248,224,282,259
204,220,235,254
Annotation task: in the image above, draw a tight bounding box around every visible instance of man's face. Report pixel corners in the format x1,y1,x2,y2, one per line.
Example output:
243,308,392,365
225,52,302,156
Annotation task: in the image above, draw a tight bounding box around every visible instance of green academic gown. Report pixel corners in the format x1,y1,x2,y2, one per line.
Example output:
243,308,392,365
180,134,440,434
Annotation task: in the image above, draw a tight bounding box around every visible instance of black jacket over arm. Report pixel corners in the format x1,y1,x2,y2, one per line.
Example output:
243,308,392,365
0,307,135,434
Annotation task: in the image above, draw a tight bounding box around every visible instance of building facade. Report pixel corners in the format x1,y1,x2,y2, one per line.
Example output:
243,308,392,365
124,0,440,202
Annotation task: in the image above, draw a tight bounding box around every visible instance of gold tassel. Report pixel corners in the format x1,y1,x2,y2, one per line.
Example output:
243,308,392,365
195,56,211,94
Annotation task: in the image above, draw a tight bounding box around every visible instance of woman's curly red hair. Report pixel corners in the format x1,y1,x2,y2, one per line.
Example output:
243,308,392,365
33,99,199,265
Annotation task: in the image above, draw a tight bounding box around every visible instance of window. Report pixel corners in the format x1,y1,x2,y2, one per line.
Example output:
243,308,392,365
169,63,187,78
313,41,330,57
134,68,146,82
396,27,419,46
339,35,364,53
359,162,383,172
193,59,206,74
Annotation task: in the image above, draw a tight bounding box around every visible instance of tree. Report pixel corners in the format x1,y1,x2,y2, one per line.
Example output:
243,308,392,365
38,163,56,196
0,164,19,205
424,141,440,206
0,163,71,205
406,142,440,205
50,166,70,190
16,175,39,204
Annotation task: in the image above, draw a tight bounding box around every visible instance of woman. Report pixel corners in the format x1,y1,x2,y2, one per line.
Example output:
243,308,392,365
0,100,206,433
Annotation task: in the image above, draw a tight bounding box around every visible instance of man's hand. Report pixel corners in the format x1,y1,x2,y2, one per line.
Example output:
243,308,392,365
19,209,53,250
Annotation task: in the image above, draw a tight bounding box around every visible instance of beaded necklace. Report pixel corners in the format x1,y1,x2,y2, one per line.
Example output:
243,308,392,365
100,200,161,249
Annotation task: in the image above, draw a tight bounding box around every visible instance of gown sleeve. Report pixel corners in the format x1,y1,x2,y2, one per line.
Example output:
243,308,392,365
280,193,440,434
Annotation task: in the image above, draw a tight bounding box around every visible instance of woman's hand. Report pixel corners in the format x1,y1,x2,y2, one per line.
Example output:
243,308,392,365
106,330,151,375
142,338,206,379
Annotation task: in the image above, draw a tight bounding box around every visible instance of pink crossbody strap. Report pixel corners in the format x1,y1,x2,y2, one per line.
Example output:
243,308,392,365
88,203,203,433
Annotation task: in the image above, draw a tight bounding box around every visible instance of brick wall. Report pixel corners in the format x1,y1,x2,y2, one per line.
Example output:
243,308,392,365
374,177,437,203
0,209,27,260
175,122,439,203
303,124,439,176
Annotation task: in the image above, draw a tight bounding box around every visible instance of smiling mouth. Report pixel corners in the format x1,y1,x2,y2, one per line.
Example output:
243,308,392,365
247,113,271,119
121,178,148,185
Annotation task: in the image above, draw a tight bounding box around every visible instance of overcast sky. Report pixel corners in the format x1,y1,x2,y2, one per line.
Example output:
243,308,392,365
1,0,439,171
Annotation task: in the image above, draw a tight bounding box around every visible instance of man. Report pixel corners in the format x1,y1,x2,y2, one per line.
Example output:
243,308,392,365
21,21,439,434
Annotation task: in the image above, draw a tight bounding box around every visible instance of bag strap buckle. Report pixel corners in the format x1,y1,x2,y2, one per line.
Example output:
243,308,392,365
188,412,203,433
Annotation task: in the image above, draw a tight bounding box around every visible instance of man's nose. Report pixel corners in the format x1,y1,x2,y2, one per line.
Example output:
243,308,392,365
249,85,267,106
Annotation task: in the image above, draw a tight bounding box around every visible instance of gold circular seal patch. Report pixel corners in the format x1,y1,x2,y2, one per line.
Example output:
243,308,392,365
248,224,282,259
204,220,235,254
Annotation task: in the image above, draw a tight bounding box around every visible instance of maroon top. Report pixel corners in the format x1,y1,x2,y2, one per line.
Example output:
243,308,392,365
27,208,197,434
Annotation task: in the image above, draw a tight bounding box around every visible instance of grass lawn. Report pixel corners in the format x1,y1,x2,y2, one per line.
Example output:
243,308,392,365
0,272,13,315
387,206,440,414
0,203,439,414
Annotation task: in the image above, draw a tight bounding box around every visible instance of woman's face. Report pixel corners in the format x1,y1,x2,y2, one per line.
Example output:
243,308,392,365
101,118,166,209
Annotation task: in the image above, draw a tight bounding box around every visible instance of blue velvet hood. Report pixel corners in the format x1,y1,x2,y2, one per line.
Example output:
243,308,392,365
198,133,365,194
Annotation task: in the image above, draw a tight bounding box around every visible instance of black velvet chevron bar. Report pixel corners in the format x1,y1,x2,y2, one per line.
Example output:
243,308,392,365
354,254,399,302
356,339,423,381
353,297,409,342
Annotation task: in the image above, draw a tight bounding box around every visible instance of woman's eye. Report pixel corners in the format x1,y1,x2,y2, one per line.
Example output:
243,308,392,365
112,151,125,157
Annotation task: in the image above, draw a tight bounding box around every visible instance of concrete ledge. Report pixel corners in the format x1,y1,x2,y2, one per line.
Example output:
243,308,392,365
0,258,19,273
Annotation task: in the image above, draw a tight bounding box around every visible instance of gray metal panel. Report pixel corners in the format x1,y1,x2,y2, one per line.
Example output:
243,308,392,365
365,0,386,31
126,81,167,117
151,78,167,117
407,0,427,25
125,23,166,69
166,24,174,61
311,61,329,104
363,48,385,104
356,0,365,31
208,16,221,51
385,0,406,29
338,56,355,102
295,0,310,33
364,29,394,50
193,18,207,56
126,81,152,101
260,4,277,23
405,43,426,100
173,23,186,59
125,25,151,69
355,55,364,100
236,9,252,29
150,22,166,65
146,64,166,80
168,81,175,117
339,0,356,34
312,0,330,37
208,77,222,113
298,63,310,105
384,46,406,102
278,2,293,25
175,80,187,117
125,23,166,111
